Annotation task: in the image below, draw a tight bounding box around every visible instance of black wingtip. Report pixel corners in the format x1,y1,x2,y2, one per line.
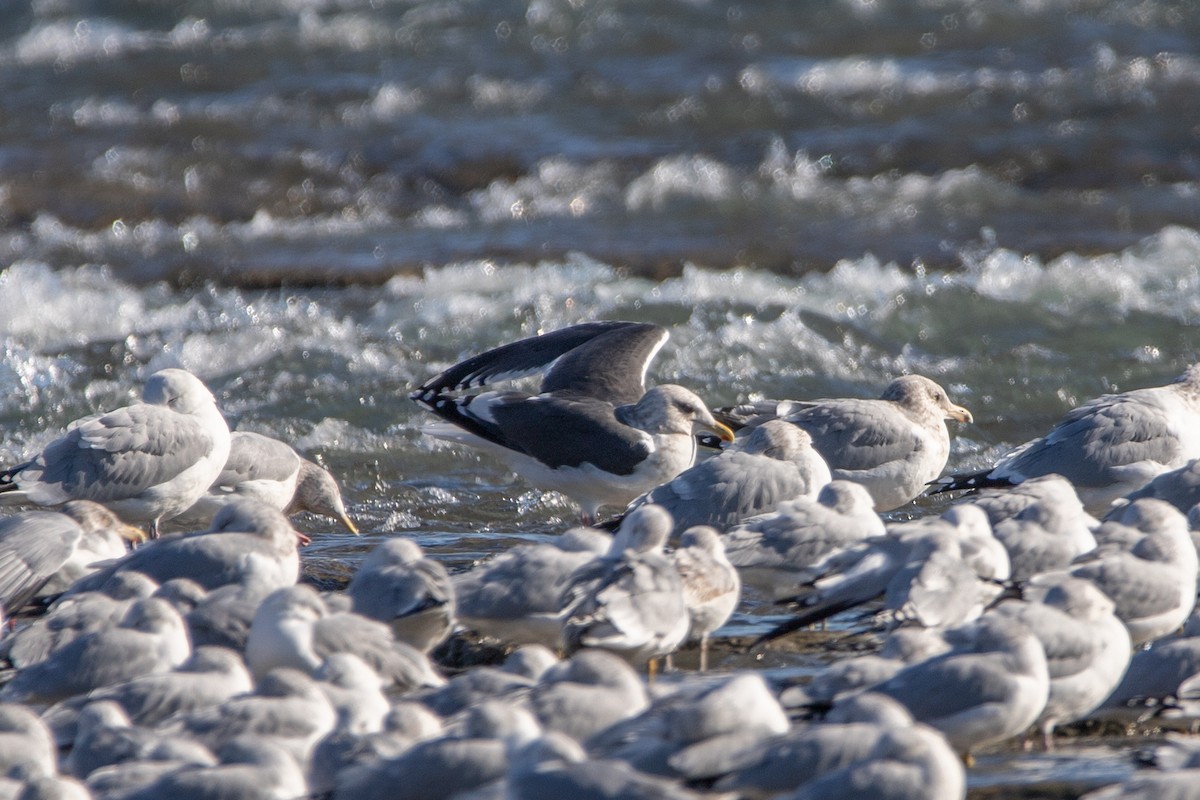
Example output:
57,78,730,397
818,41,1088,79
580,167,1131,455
926,469,1013,495
751,597,863,648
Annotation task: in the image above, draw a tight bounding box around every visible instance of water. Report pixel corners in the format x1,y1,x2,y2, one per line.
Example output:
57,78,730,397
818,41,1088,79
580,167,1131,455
4,0,1200,795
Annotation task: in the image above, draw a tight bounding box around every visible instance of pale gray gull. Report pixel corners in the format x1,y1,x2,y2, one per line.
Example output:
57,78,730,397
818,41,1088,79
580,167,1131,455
935,363,1200,512
1,596,191,705
348,538,456,653
333,700,540,800
64,498,301,596
1094,635,1200,725
991,576,1132,747
314,653,390,736
671,526,740,670
528,649,649,743
722,480,884,599
169,430,358,534
858,613,1050,756
0,571,160,670
0,369,232,538
589,672,789,779
559,504,690,666
243,584,444,690
757,505,1007,642
0,703,57,780
1120,456,1200,514
160,666,337,769
615,419,831,535
715,375,972,511
43,646,253,747
1080,769,1200,800
776,722,966,800
1034,497,1197,645
452,526,609,648
0,502,144,616
709,693,918,797
64,700,213,781
410,321,734,524
973,476,1099,580
419,645,557,717
118,736,307,800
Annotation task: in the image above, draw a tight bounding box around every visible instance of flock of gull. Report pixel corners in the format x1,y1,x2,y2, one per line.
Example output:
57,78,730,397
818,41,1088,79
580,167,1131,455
2,321,1200,799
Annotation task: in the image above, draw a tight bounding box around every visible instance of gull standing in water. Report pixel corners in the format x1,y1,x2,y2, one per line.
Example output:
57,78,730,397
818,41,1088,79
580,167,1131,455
714,375,972,511
935,363,1200,512
0,369,231,538
411,321,733,524
672,526,740,671
349,538,456,653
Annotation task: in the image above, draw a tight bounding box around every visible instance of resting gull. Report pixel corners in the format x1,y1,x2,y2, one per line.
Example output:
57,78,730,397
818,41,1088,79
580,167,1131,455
0,501,144,616
169,430,358,533
614,420,831,536
453,526,610,648
0,369,232,538
722,480,884,599
935,363,1200,512
349,538,456,653
861,613,1050,757
715,375,972,511
528,649,649,743
65,498,302,599
410,321,734,523
991,576,1132,747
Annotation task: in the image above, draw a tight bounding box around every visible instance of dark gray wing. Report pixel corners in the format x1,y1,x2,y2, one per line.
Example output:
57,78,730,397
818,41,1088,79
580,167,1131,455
787,400,921,473
422,392,654,475
0,512,83,614
22,406,217,501
411,321,666,404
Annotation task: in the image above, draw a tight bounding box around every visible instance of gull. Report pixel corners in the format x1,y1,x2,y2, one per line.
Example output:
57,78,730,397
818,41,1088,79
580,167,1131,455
419,645,557,717
934,363,1200,512
314,653,390,736
861,613,1050,756
0,571,160,670
243,584,445,691
779,628,953,710
991,576,1132,747
0,596,191,705
161,667,337,769
589,673,789,779
756,505,1007,642
711,693,920,797
0,501,144,616
615,420,831,535
1091,636,1200,725
722,480,884,599
1035,498,1197,645
453,526,610,648
64,700,213,781
0,703,57,780
333,700,540,800
0,369,232,538
64,498,301,596
169,430,358,534
349,538,456,653
559,505,690,666
528,649,649,743
969,475,1099,580
672,526,740,670
1120,456,1200,514
42,646,254,747
118,737,307,800
410,321,734,524
776,723,966,800
715,375,972,511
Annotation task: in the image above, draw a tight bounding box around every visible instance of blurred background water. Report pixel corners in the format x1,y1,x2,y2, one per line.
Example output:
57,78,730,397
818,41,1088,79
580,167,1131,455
2,1,1200,792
